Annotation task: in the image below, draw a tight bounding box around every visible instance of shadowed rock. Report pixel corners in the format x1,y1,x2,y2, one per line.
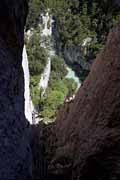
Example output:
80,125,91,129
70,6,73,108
47,22,120,180
0,0,32,179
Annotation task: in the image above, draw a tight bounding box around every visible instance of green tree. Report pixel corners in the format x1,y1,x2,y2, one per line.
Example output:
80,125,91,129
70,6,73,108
26,28,48,76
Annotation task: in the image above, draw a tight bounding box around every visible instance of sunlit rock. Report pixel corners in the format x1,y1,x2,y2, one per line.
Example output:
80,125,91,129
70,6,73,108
22,46,33,124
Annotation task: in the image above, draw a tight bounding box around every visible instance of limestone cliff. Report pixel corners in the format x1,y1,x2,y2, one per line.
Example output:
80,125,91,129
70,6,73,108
22,45,33,124
0,0,32,179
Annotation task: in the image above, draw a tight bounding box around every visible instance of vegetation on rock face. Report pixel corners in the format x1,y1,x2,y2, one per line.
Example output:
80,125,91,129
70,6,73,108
26,26,77,121
50,0,120,45
30,75,40,106
40,56,77,122
27,0,120,50
26,28,47,107
26,28,48,76
26,0,120,121
26,0,120,62
26,0,42,29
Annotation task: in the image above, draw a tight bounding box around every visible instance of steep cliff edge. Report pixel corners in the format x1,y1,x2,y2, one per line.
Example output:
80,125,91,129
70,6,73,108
0,0,32,179
46,22,120,179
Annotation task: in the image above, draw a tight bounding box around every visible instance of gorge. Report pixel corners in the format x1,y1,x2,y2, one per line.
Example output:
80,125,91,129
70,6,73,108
26,9,81,123
0,0,120,180
39,11,81,98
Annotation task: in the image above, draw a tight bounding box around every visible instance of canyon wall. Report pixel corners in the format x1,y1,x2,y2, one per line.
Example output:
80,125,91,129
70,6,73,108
47,22,120,180
0,0,32,179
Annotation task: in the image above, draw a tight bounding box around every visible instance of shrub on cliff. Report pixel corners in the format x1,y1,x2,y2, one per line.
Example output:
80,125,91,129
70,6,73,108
26,28,48,76
40,55,77,121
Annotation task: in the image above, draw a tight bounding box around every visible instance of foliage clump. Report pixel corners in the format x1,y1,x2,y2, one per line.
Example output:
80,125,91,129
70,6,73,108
26,0,120,121
40,56,77,122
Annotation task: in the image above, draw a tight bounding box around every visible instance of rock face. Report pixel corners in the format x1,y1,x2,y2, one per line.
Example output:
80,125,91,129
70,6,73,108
39,11,54,97
0,0,32,179
64,45,91,78
47,22,120,179
22,45,33,124
53,22,92,80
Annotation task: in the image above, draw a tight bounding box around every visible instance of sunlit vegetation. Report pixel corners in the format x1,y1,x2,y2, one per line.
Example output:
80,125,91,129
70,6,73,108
26,0,120,122
40,56,77,121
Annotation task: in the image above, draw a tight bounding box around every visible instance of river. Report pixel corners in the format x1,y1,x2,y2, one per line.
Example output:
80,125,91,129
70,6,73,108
66,66,81,89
